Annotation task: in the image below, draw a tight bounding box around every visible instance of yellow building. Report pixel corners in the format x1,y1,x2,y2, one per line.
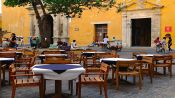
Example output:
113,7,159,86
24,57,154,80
69,0,175,48
1,0,175,48
1,0,31,44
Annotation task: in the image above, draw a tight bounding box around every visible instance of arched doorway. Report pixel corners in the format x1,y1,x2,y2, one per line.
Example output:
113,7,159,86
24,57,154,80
41,14,53,48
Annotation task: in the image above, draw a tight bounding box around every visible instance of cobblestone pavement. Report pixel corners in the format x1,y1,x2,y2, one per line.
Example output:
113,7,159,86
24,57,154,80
1,48,175,98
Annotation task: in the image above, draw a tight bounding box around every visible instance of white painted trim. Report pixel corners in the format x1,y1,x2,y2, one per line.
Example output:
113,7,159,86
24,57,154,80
91,21,111,24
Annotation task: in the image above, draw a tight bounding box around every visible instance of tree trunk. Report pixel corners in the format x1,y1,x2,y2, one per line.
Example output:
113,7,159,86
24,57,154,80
32,2,45,48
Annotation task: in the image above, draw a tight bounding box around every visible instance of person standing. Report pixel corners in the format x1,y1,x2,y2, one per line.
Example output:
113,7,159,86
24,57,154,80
168,36,172,51
161,37,166,53
9,33,17,48
103,36,109,48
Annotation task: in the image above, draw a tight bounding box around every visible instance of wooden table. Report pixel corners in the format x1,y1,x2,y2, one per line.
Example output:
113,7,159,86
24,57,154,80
32,64,85,98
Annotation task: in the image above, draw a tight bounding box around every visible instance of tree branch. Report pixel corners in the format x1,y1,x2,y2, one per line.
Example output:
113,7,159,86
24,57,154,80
37,0,47,15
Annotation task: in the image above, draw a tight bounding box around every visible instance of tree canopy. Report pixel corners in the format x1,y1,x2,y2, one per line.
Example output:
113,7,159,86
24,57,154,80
4,0,116,17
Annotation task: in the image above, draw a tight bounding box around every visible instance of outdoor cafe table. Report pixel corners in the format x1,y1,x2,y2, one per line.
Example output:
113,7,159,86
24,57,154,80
0,58,15,92
32,64,85,98
136,54,163,60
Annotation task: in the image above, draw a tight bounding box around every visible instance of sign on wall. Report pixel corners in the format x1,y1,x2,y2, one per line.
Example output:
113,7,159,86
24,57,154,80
165,26,172,32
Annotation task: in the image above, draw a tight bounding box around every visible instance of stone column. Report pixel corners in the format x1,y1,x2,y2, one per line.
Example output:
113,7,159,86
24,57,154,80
29,13,35,36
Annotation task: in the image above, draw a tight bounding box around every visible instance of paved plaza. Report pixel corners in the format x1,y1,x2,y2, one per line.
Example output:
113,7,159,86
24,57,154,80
1,48,175,98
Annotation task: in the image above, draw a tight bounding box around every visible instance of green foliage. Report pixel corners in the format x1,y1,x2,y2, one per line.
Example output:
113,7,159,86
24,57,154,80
4,0,115,17
4,0,31,7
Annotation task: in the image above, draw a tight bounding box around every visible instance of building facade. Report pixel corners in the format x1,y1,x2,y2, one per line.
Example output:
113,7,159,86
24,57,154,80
69,0,175,48
1,0,175,48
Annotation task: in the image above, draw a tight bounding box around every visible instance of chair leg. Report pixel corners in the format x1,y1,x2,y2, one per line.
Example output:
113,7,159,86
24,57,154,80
116,74,119,90
2,67,5,83
133,76,136,84
168,66,172,78
9,70,11,85
99,84,102,95
138,74,142,90
103,83,108,98
148,64,153,83
11,86,16,98
125,76,128,81
112,69,115,84
163,67,166,75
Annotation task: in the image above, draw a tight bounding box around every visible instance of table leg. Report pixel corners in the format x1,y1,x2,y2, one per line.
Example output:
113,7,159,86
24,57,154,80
54,80,62,98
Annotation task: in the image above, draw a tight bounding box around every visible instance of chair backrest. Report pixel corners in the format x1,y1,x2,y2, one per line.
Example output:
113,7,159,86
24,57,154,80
15,57,36,67
0,52,16,58
43,56,71,64
23,49,35,57
70,49,84,61
116,60,142,72
100,63,110,80
153,55,172,64
170,53,175,59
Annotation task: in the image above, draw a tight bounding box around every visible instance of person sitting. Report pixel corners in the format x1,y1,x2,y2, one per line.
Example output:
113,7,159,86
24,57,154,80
57,39,63,49
2,38,10,48
9,33,17,48
71,40,78,49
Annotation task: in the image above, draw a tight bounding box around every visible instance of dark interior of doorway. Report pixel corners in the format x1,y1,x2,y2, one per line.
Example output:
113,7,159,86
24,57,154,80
131,18,151,47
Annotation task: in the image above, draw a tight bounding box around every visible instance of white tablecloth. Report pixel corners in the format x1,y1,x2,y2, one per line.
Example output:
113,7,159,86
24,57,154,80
38,54,67,57
32,64,85,80
100,58,135,62
0,58,15,61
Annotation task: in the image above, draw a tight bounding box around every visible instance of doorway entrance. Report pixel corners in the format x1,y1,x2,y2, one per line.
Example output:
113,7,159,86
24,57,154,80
95,24,108,42
131,18,151,47
41,14,53,48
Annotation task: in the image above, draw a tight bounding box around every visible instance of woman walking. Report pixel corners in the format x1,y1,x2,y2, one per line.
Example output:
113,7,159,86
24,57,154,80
168,36,172,51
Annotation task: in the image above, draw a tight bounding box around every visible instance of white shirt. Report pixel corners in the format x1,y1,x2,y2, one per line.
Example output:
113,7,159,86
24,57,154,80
71,42,77,49
103,38,109,44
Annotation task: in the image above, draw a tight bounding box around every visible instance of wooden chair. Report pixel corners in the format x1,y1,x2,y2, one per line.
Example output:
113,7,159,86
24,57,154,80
169,52,175,65
0,52,16,84
23,49,36,57
77,63,110,98
131,52,154,83
140,56,153,83
9,64,44,98
152,55,172,77
70,49,84,64
94,51,119,82
115,60,142,90
8,57,36,84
